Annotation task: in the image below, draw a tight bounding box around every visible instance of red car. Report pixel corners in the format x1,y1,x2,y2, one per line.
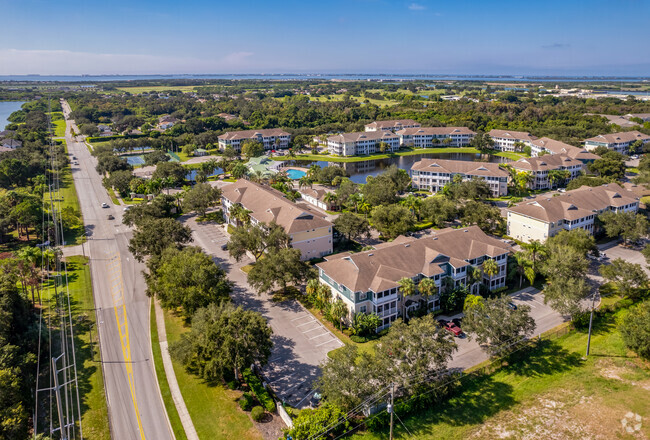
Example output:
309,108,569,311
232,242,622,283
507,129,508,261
444,322,463,337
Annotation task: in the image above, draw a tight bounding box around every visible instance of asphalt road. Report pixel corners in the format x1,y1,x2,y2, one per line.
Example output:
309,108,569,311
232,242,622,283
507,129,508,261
61,101,173,440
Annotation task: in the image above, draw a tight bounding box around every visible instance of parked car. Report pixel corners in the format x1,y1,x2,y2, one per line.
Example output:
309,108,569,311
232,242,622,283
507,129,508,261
101,202,109,208
508,302,518,310
107,214,114,220
221,244,228,251
444,322,464,337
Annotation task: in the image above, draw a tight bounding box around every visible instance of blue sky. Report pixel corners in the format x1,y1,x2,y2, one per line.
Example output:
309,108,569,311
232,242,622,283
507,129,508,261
1,0,649,75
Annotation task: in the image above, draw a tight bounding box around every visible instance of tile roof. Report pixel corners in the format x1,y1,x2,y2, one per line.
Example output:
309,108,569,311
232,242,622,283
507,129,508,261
411,158,508,178
365,119,420,129
317,226,511,293
487,129,537,141
512,154,583,172
584,130,650,145
327,131,399,143
396,127,477,136
222,180,332,234
218,128,290,141
507,183,638,223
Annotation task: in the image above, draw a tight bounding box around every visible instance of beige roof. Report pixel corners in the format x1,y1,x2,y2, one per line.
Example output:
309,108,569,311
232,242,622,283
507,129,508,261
396,127,477,136
411,158,508,178
531,137,599,161
488,129,537,142
222,180,332,233
298,187,330,201
626,113,650,120
317,226,511,293
365,119,420,129
512,154,583,172
218,128,290,141
584,131,650,145
507,183,638,223
328,131,399,143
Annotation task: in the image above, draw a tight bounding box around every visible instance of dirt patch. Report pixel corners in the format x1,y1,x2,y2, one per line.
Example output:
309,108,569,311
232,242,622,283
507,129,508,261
252,412,285,440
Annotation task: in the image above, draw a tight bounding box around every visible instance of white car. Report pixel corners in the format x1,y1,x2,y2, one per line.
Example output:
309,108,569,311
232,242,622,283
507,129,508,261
101,202,109,208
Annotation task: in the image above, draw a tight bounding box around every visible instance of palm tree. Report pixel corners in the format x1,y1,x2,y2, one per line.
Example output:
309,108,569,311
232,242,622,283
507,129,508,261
330,300,348,330
323,192,338,210
348,192,361,213
298,176,313,190
316,284,331,312
482,258,499,280
402,194,421,221
398,277,416,298
287,148,296,159
468,265,483,294
17,246,42,304
307,164,321,180
306,279,320,297
521,240,545,274
516,171,534,194
514,252,530,288
231,163,248,179
359,202,371,219
229,203,251,226
548,169,571,188
418,277,437,310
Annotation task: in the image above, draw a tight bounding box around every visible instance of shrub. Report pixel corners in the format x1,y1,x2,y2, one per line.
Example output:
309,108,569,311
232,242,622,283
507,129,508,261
239,393,254,411
350,335,367,343
242,369,276,412
251,406,265,422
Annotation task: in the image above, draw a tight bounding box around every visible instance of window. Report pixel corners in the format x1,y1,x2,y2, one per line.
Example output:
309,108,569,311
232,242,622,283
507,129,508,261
360,305,367,314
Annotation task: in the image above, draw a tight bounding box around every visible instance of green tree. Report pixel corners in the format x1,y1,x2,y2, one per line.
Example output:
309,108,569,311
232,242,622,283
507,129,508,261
460,201,504,234
482,258,499,278
230,162,248,179
183,183,222,217
247,248,310,295
566,175,610,190
104,169,134,197
599,211,649,245
333,212,370,242
152,161,187,183
283,403,349,440
618,299,650,359
588,151,626,179
329,299,348,330
144,150,171,166
228,203,252,226
227,221,290,262
351,312,382,337
170,302,272,380
146,246,232,319
543,276,589,317
418,277,438,303
599,259,649,300
462,295,536,357
420,196,457,227
362,175,398,206
128,217,193,262
370,204,415,239
241,140,264,158
398,277,416,300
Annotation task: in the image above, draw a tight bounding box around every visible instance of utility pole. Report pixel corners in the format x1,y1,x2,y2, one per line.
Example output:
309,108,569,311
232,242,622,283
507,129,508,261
388,383,395,440
585,288,598,356
52,356,69,440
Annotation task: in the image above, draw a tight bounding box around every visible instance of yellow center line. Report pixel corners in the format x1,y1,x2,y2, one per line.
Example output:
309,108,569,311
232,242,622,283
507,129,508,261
110,254,146,440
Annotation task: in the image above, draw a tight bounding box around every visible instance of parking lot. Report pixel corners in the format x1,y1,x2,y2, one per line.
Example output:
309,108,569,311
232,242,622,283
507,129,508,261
184,215,344,408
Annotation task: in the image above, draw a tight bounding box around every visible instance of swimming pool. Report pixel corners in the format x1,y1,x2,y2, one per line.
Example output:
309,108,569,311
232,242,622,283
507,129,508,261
286,168,306,179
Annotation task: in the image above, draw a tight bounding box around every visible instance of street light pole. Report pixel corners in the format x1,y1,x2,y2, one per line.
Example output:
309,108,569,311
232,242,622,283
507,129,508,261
585,289,598,356
388,383,394,440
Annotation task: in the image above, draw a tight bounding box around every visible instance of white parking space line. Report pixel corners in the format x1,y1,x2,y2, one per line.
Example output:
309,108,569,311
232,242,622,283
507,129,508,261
291,314,311,322
316,338,341,348
296,320,318,328
308,332,331,340
301,326,324,334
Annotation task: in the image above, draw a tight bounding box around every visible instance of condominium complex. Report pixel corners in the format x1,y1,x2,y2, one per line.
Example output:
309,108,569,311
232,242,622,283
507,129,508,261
221,180,333,260
506,183,639,243
584,131,650,154
364,119,421,132
410,159,509,196
317,226,512,329
529,137,599,162
511,154,585,190
326,131,399,156
396,127,477,148
218,128,291,152
488,129,537,152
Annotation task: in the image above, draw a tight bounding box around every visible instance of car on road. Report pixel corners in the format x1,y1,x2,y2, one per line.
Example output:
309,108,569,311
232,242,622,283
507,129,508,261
444,321,464,337
221,244,228,251
107,214,114,220
101,202,109,208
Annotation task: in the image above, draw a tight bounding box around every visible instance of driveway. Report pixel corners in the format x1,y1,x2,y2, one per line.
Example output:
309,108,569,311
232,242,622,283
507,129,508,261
181,215,343,408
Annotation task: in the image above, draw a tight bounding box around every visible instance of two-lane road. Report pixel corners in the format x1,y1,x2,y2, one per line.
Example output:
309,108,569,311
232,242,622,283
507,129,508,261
61,100,173,440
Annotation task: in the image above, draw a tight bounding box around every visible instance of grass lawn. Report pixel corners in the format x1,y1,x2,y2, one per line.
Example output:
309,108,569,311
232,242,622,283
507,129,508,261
115,85,198,94
150,301,188,440
307,94,399,107
351,307,650,440
52,118,67,137
107,187,121,205
61,256,110,439
51,149,85,246
163,309,262,440
493,151,526,160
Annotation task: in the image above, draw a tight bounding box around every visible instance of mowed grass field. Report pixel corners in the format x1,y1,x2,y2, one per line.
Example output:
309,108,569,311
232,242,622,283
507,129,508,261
115,85,198,94
161,308,262,440
352,307,650,440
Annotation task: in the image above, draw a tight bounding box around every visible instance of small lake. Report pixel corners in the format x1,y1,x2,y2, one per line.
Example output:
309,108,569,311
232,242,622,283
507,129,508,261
0,101,26,130
282,152,509,183
186,168,223,182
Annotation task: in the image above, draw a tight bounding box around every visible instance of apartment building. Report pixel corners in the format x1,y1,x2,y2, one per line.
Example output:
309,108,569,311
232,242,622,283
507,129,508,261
327,131,399,156
297,187,338,211
410,159,509,197
511,154,585,190
584,131,650,154
506,183,639,243
397,127,477,148
221,180,333,260
317,226,512,330
364,119,421,132
488,129,537,152
529,137,599,162
218,128,291,152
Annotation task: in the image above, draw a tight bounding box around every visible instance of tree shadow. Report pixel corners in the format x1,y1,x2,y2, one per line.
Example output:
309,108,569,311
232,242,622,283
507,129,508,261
500,339,584,377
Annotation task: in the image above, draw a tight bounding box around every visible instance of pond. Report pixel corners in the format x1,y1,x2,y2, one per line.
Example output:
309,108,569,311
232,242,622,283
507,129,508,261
185,167,223,182
0,101,26,130
282,152,509,183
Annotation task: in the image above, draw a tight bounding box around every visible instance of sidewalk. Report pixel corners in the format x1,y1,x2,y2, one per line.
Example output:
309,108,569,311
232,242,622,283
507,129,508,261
155,301,199,440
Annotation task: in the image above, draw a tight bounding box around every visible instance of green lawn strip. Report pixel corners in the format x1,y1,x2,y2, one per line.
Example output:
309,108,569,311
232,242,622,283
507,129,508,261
150,301,188,440
63,256,110,440
53,144,85,246
163,308,261,440
107,187,121,205
493,151,526,160
351,308,650,440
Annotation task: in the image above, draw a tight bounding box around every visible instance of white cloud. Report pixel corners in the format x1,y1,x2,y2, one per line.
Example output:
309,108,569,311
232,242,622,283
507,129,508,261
0,49,256,75
408,2,426,10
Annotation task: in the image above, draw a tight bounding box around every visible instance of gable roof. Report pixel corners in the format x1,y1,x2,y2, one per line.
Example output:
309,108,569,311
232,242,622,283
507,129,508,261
584,131,650,145
507,183,639,223
396,127,477,136
218,128,290,141
512,154,583,172
327,131,399,143
317,226,511,293
411,158,508,178
222,180,332,234
487,129,537,142
365,119,420,130
530,137,599,161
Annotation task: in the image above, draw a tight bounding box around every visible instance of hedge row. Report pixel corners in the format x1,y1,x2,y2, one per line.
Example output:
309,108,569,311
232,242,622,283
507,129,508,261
86,134,146,142
242,369,276,413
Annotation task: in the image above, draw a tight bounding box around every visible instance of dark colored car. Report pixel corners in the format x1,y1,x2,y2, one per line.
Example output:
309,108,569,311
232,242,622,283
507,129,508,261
508,302,517,310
